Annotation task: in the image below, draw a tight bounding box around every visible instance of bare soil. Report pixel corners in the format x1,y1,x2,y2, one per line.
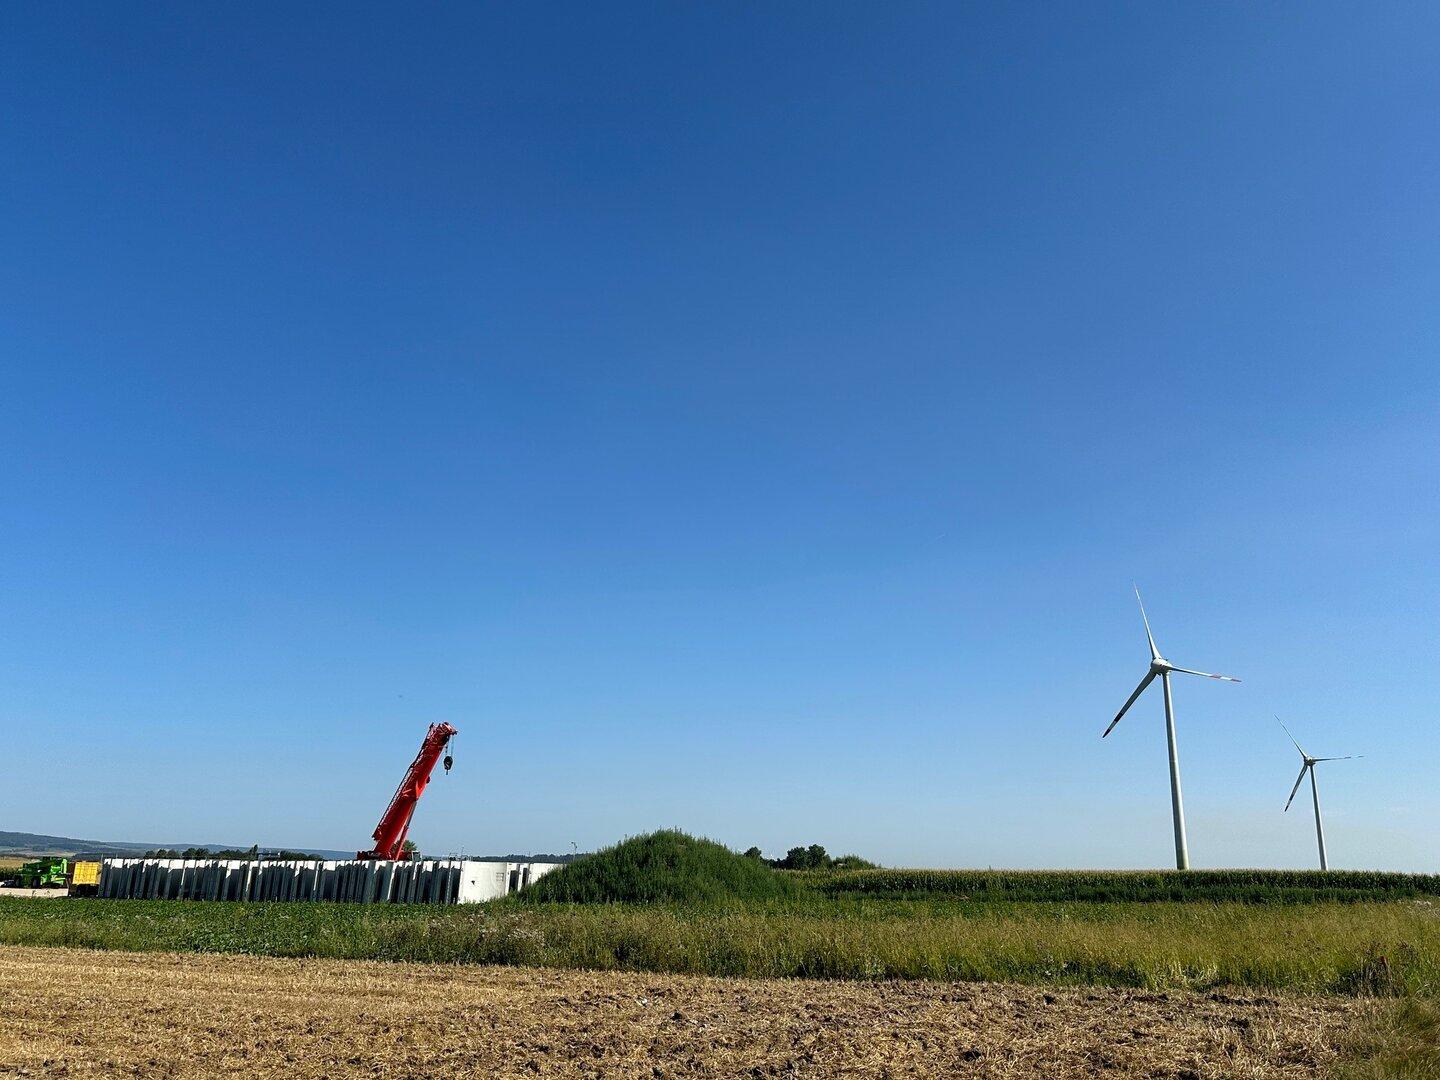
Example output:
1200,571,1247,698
0,945,1364,1078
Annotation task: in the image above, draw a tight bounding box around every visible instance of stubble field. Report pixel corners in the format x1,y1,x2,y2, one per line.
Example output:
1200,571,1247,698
0,945,1366,1078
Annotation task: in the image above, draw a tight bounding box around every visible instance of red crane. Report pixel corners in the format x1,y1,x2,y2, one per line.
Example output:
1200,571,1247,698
358,722,458,860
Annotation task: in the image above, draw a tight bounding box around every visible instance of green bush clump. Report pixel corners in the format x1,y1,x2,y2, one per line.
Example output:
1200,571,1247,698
515,830,799,905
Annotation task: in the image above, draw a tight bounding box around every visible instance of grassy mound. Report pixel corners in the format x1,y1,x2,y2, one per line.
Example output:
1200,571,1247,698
517,830,797,905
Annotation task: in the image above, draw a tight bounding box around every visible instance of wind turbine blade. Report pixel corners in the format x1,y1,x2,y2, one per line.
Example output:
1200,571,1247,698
1167,666,1241,682
1276,716,1307,758
1312,756,1360,762
1284,763,1309,812
1103,670,1157,738
1134,584,1160,661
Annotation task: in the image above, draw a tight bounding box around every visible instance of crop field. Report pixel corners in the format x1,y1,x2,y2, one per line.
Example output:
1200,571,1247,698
0,945,1371,1078
804,868,1440,905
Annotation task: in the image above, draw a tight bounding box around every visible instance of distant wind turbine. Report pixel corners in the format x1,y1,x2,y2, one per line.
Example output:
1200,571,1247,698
1278,717,1359,871
1102,586,1241,870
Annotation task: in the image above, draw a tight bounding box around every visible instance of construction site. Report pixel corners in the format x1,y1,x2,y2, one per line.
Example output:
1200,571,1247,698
4,721,564,905
91,721,567,903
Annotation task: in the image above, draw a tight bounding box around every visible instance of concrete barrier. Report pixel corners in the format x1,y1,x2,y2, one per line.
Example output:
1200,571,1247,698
97,857,561,904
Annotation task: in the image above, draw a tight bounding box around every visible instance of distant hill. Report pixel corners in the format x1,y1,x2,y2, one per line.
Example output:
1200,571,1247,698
0,830,350,860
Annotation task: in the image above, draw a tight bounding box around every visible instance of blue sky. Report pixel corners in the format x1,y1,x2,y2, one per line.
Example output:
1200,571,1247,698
2,4,1437,868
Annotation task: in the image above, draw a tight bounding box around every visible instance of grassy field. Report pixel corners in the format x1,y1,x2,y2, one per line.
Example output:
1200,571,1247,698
4,831,1438,998
2,894,1436,997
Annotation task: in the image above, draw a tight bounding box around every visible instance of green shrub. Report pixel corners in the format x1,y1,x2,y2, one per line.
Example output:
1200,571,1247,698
516,830,799,905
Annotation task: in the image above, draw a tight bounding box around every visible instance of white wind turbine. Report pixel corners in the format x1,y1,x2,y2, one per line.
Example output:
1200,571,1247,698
1278,718,1359,871
1102,586,1240,870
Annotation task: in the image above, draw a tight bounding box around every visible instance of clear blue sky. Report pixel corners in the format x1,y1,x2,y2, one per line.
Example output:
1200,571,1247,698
2,4,1436,869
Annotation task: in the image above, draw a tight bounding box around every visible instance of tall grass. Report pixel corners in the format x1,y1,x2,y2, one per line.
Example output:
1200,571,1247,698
3,896,1437,996
1337,998,1440,1078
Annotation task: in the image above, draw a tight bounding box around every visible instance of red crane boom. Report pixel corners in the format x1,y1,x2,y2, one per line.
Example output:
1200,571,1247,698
358,722,457,860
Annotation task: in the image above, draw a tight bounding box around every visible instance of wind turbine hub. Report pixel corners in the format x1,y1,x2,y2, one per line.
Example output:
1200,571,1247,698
1150,657,1172,673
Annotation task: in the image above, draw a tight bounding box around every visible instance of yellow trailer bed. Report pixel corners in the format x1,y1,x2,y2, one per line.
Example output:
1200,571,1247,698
70,861,101,895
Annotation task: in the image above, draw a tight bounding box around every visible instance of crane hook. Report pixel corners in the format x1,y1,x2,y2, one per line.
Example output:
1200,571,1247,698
443,752,453,773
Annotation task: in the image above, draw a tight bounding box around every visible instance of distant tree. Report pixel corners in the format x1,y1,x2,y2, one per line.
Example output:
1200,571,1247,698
770,844,868,871
777,845,832,870
211,849,319,861
743,847,764,861
402,840,419,858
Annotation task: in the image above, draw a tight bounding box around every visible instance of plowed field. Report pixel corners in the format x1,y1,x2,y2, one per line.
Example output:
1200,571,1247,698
0,946,1364,1077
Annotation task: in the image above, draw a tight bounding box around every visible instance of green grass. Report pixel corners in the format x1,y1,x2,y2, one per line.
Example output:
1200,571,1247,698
1337,999,1440,1078
518,830,798,905
3,895,1437,996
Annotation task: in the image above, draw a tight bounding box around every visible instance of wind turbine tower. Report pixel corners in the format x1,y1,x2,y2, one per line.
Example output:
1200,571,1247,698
1278,718,1359,871
1103,587,1240,870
